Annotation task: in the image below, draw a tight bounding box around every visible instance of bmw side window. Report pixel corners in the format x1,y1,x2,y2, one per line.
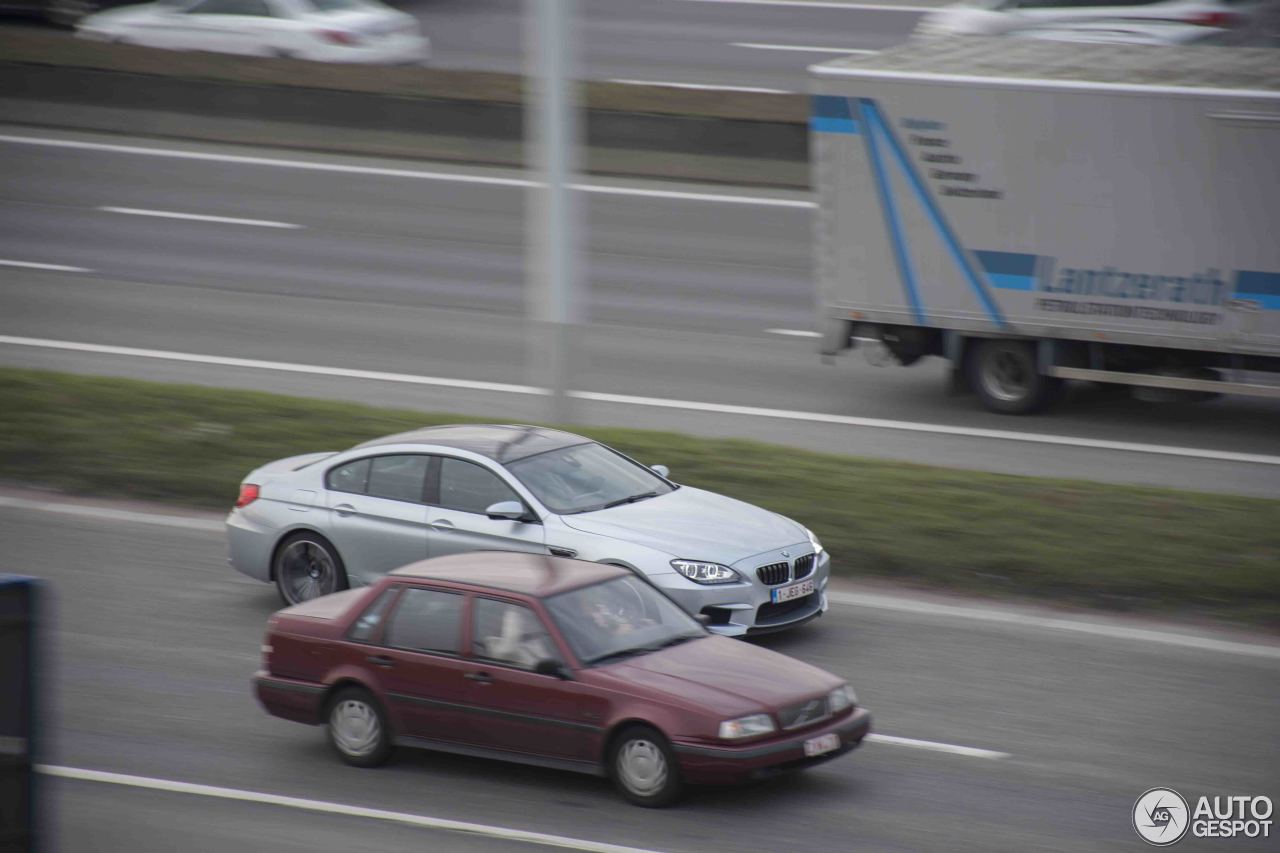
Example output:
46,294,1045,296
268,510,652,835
347,588,399,643
437,458,521,516
384,588,463,655
327,458,371,495
366,455,430,504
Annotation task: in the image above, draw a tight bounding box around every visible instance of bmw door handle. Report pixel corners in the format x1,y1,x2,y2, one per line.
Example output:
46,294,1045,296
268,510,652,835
463,671,493,684
429,519,455,530
334,504,357,517
367,655,395,668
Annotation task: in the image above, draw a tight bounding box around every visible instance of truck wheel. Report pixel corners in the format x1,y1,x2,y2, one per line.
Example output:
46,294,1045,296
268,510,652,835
968,339,1061,415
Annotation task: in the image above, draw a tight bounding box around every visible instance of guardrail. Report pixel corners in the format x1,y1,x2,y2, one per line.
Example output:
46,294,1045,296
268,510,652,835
0,29,810,188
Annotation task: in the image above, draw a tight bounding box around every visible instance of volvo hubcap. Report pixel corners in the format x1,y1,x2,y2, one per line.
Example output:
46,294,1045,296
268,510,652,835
330,700,381,757
617,738,667,796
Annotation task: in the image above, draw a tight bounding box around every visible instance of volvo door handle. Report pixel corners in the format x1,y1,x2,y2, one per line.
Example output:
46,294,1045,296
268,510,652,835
429,519,455,530
463,671,493,684
366,655,395,668
334,504,357,517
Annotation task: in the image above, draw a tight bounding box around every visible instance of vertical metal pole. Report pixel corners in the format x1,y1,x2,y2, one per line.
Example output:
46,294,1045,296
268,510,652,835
526,0,581,424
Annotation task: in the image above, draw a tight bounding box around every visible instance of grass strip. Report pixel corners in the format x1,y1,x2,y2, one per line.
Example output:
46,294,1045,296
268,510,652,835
2,367,1276,624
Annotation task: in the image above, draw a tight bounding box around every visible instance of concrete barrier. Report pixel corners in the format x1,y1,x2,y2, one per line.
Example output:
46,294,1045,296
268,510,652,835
0,29,810,188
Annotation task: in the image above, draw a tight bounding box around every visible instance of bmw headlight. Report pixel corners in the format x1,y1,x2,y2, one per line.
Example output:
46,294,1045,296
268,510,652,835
828,685,856,713
671,559,740,585
805,527,824,557
718,713,776,740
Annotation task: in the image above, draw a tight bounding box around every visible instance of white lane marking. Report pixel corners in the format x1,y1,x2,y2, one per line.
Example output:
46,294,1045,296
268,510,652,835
38,766,667,853
674,0,934,12
569,389,1280,467
765,328,822,337
0,496,223,532
0,259,94,273
3,335,1278,468
608,78,794,94
2,494,1276,662
0,336,548,396
731,41,879,53
99,207,303,230
865,735,1009,760
828,591,1280,661
0,135,811,210
570,183,813,209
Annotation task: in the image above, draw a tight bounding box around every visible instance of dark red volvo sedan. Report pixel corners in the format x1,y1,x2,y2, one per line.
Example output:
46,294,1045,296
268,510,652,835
254,553,871,806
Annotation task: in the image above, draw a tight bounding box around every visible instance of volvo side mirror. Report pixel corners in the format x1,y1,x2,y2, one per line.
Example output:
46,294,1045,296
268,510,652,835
534,659,573,680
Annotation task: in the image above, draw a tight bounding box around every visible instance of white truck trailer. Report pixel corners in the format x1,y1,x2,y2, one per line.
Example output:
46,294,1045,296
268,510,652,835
811,39,1280,413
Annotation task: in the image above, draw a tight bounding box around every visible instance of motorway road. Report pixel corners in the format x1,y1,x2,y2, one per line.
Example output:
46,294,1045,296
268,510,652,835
2,0,932,91
418,0,930,90
2,128,1279,496
7,495,1279,852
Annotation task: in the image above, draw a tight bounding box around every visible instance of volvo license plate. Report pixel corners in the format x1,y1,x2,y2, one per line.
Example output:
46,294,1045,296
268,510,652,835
803,733,840,757
771,578,815,604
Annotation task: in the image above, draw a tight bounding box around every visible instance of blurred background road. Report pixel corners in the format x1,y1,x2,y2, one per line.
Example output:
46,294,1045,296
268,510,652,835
1,0,934,89
418,0,931,89
9,498,1278,852
2,129,1278,497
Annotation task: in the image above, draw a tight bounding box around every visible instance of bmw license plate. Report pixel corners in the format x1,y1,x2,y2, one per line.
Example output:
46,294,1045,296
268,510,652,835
803,733,841,757
771,578,815,604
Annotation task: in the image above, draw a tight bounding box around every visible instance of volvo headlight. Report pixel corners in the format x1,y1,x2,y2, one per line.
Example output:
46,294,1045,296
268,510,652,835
671,559,740,585
805,527,824,557
828,685,856,713
718,713,776,740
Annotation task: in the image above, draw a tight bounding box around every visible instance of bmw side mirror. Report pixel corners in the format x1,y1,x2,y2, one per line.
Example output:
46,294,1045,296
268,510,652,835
534,659,573,680
651,464,670,479
485,501,527,521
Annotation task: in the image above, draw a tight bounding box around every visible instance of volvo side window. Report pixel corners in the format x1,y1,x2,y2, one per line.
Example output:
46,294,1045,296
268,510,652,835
384,588,463,655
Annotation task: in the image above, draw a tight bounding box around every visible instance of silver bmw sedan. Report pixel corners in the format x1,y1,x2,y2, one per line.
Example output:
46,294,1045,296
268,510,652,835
226,424,830,635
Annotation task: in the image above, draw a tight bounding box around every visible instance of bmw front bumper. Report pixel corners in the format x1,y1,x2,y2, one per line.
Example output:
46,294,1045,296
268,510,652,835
650,547,832,636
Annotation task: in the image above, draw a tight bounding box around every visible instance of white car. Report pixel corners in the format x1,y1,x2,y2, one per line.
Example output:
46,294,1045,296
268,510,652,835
1009,19,1230,42
77,0,430,64
914,0,1258,39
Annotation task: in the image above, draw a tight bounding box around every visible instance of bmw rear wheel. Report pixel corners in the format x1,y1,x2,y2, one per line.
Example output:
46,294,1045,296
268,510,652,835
274,532,347,605
610,726,683,807
326,687,391,767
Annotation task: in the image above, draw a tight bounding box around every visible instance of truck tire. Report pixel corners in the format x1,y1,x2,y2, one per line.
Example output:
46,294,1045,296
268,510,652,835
968,338,1061,415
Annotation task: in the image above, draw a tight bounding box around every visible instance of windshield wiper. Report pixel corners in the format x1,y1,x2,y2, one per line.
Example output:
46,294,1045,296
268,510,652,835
584,646,653,666
600,490,660,510
588,634,702,665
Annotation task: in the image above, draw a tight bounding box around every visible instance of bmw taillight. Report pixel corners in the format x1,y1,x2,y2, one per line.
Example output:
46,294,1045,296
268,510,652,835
235,483,260,508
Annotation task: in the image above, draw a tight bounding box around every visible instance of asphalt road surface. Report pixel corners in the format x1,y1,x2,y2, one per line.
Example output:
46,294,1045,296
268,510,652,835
2,128,1278,497
416,0,931,89
2,0,933,90
7,495,1278,852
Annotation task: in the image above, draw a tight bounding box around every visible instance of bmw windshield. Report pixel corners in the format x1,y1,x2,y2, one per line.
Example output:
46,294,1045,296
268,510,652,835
504,442,675,514
545,576,705,666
